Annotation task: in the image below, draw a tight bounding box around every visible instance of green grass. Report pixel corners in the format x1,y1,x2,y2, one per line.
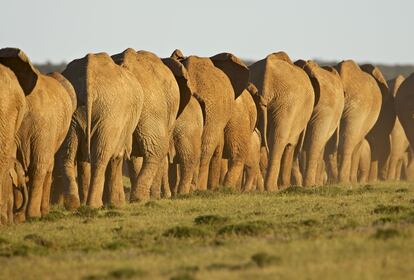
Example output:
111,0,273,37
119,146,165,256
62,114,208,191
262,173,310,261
1,182,414,279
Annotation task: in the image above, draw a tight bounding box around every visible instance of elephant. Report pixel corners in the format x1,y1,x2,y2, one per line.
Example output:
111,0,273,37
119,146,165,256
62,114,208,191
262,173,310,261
0,63,26,221
62,52,144,209
334,60,382,184
243,129,265,192
294,60,345,187
1,159,28,225
387,75,409,180
172,50,250,191
395,73,414,162
350,138,371,183
361,64,396,181
221,82,258,189
249,52,314,190
0,48,77,218
111,49,192,202
167,95,204,195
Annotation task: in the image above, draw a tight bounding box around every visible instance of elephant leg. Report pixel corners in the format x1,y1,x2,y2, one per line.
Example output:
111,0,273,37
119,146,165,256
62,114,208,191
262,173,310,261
291,156,303,186
220,159,228,185
368,161,378,183
350,142,363,184
168,163,178,196
265,138,288,191
103,156,125,208
243,166,256,192
27,164,48,218
87,157,110,209
78,161,90,205
303,142,325,187
177,160,197,195
130,157,160,202
50,166,64,206
41,168,53,216
223,158,244,190
150,162,164,199
395,159,403,181
387,156,399,180
208,138,224,190
127,156,143,194
161,158,171,198
280,144,295,188
62,159,81,210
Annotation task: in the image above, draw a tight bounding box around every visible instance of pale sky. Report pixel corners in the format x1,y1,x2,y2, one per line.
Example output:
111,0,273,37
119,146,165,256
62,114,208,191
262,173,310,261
1,0,413,64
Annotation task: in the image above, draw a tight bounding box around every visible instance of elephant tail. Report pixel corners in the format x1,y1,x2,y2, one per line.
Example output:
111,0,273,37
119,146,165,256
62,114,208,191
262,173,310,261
86,92,92,162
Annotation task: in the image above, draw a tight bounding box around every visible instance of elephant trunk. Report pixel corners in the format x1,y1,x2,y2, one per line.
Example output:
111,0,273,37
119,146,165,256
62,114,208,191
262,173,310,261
258,104,269,154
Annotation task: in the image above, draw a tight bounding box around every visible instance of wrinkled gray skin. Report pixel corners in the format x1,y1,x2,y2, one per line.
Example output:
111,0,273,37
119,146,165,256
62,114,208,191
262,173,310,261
62,52,143,209
1,159,28,225
0,63,26,222
0,48,77,218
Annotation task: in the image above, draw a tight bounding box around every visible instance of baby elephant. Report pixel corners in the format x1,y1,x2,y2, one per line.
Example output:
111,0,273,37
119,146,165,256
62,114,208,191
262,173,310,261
1,159,28,225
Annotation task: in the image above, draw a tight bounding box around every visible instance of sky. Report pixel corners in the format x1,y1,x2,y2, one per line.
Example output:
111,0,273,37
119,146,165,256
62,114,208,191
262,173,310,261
1,0,413,64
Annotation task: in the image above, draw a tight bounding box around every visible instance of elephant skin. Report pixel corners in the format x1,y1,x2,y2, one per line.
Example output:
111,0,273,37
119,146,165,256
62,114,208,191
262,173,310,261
335,60,382,184
1,159,28,225
294,60,345,187
62,52,144,208
174,50,250,191
0,48,77,218
112,49,185,202
361,64,396,181
0,63,26,221
250,52,314,191
387,75,409,180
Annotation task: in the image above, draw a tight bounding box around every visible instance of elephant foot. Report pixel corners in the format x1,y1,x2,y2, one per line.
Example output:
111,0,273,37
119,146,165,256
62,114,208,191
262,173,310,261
87,199,103,209
41,206,50,217
14,212,26,224
26,209,42,219
129,192,150,203
64,194,81,211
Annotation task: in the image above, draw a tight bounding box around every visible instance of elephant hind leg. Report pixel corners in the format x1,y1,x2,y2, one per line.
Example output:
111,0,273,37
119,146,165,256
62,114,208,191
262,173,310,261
279,143,296,188
103,156,125,208
41,167,53,216
223,159,245,190
27,164,48,218
208,138,224,190
130,158,159,202
87,157,111,209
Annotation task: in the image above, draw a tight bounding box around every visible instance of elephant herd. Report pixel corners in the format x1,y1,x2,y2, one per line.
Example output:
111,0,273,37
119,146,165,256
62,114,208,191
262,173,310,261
1,47,414,225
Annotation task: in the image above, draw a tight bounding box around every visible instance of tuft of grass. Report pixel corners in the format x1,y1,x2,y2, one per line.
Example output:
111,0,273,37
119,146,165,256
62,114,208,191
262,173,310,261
75,206,100,218
163,226,208,239
300,219,319,227
396,188,409,193
103,211,123,218
24,234,54,248
372,228,401,240
144,201,162,208
372,217,395,226
42,210,66,222
251,252,282,267
372,204,408,215
170,273,196,280
102,241,129,251
194,215,229,226
217,220,273,237
108,267,144,279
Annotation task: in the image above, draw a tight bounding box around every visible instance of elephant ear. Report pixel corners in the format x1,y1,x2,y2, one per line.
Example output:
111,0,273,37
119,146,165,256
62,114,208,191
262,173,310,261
360,64,388,89
210,53,249,99
171,49,185,61
162,57,193,118
0,48,39,95
294,59,307,69
300,61,321,107
322,66,339,76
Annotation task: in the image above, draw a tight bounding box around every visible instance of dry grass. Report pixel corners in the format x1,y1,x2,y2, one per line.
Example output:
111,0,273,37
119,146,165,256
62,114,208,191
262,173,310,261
1,181,414,279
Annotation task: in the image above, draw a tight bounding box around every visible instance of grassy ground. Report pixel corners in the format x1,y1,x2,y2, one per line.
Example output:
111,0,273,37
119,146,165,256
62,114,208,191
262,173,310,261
1,182,414,280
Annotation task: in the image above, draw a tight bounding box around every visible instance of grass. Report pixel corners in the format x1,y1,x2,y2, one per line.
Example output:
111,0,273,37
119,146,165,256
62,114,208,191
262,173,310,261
1,181,414,279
